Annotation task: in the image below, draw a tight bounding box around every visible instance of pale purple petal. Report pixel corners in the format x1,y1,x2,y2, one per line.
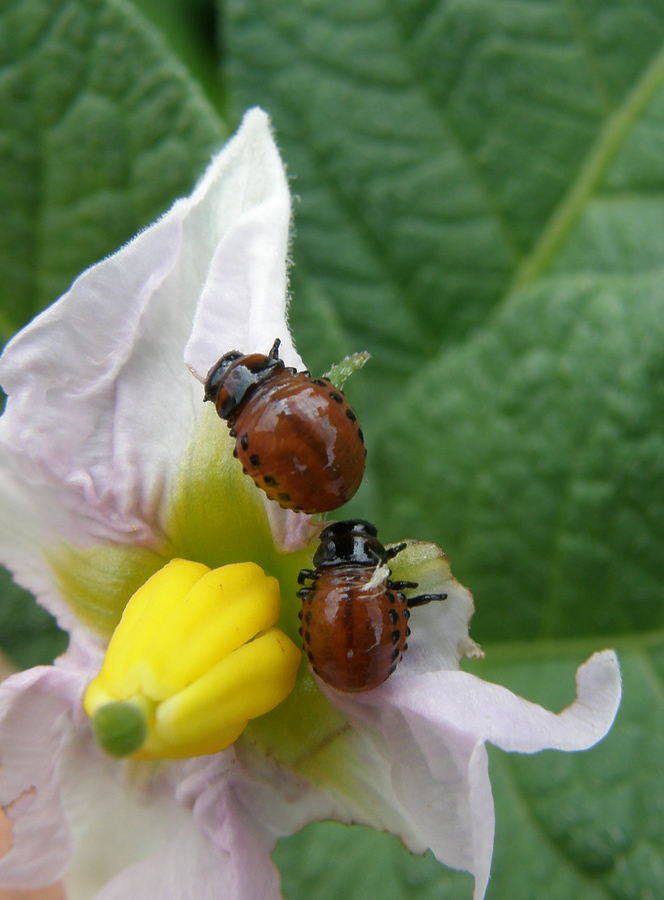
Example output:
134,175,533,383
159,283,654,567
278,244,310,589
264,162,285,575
0,108,300,624
0,646,233,900
322,650,621,900
262,499,320,554
89,821,229,900
387,541,482,674
369,649,622,753
58,734,207,900
277,723,430,853
0,667,80,888
183,110,302,378
189,773,281,900
176,744,339,900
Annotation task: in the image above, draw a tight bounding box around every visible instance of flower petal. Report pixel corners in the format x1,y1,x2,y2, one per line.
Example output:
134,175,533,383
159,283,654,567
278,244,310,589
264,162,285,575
178,745,339,900
85,819,229,900
262,500,320,555
0,108,301,626
388,540,481,673
57,734,205,900
183,109,302,379
320,650,621,900
0,667,79,888
372,649,622,753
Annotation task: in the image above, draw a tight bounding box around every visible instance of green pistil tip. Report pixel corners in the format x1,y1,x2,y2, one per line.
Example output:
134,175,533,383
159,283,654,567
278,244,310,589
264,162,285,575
92,701,148,758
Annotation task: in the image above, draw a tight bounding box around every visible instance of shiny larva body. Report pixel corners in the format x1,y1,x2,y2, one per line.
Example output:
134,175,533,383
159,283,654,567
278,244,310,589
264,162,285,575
204,340,366,514
297,520,447,692
299,565,410,692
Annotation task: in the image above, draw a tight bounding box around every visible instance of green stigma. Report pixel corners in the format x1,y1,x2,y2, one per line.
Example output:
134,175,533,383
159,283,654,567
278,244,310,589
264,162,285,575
92,702,148,758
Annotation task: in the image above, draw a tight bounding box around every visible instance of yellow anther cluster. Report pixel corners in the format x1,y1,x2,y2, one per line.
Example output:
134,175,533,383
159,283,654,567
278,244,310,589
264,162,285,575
84,559,301,759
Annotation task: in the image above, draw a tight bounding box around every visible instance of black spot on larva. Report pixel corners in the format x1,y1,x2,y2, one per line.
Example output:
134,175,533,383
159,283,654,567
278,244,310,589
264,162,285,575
391,630,401,645
229,427,236,437
249,454,261,468
388,609,399,624
278,492,291,503
305,611,312,624
329,391,343,403
403,643,408,651
307,650,314,663
232,447,238,458
391,648,400,662
297,609,302,619
386,591,396,604
403,608,411,619
305,631,310,643
298,627,302,636
345,408,356,423
405,626,411,637
388,664,397,675
293,505,303,512
264,475,277,486
312,378,327,387
241,466,247,474
240,434,249,450
358,428,364,443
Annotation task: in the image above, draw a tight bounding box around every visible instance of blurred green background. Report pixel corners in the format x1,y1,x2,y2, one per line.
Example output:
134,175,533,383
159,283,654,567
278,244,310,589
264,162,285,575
1,0,663,897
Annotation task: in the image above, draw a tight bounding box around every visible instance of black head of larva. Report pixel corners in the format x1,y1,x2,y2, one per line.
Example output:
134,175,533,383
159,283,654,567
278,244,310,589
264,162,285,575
204,338,285,420
203,350,243,403
312,519,388,568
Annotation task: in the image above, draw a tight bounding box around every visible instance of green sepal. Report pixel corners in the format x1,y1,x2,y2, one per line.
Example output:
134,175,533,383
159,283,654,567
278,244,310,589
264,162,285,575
324,352,370,389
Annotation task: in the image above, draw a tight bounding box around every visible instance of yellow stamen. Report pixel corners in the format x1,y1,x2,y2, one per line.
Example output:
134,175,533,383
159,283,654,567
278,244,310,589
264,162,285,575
84,559,301,759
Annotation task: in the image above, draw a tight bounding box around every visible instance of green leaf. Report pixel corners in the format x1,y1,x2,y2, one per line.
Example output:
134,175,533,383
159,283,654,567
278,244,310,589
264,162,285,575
226,0,622,395
128,0,227,114
276,822,471,900
0,0,226,341
224,2,664,898
0,567,67,668
371,46,664,641
376,268,664,642
225,0,664,635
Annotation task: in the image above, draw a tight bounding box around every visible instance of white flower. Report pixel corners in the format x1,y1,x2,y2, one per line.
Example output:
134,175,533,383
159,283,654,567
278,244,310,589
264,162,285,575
0,109,621,899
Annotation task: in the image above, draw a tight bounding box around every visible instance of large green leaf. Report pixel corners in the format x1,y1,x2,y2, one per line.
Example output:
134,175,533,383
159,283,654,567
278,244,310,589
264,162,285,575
0,0,226,341
377,268,664,642
223,1,664,898
224,0,664,392
222,0,664,626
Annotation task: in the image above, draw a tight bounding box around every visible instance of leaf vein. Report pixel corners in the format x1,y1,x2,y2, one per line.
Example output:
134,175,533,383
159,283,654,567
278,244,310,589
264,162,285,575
513,36,664,290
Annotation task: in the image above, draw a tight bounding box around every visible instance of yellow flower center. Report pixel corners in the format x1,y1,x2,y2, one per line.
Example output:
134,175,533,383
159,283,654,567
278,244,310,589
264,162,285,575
84,558,301,759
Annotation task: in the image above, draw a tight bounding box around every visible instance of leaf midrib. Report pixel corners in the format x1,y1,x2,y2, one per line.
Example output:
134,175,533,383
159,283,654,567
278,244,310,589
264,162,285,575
462,629,664,664
512,37,664,292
